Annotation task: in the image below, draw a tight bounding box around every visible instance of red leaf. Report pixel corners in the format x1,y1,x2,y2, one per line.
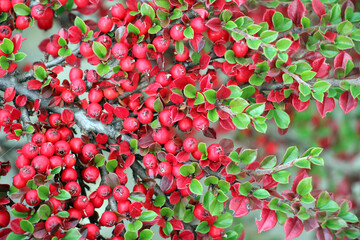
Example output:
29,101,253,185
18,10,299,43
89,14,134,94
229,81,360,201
95,133,108,144
214,43,226,57
311,58,330,78
292,95,309,112
316,94,335,118
27,80,42,90
216,85,231,99
312,0,325,18
256,208,277,233
229,196,250,217
68,26,82,44
189,33,205,53
219,118,235,130
114,106,129,119
334,51,352,69
199,54,211,70
339,91,358,114
169,219,184,230
205,18,222,32
114,223,125,236
316,227,333,240
291,170,309,193
203,127,217,139
124,154,135,169
179,230,194,240
4,87,16,103
287,0,307,26
61,109,75,124
284,217,303,240
15,95,27,107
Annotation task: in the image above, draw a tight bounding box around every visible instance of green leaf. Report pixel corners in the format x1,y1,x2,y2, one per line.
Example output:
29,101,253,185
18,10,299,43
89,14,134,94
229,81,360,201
313,81,331,92
94,154,105,167
51,166,61,175
260,155,277,169
225,21,237,29
194,92,205,105
63,228,82,240
204,89,217,104
198,142,207,154
58,48,72,57
228,85,243,98
183,27,194,39
246,39,261,49
320,44,339,58
0,38,14,54
238,182,252,196
20,220,34,233
14,52,27,62
106,159,118,172
301,71,316,81
294,158,311,168
296,177,312,197
153,98,163,113
140,3,155,20
214,212,233,228
232,113,250,129
224,50,236,64
54,189,71,200
299,84,311,96
246,103,265,116
273,109,290,129
163,221,173,236
179,165,195,177
272,12,284,29
183,209,194,223
139,229,154,240
154,0,170,10
184,84,197,98
37,204,51,220
92,41,107,59
260,30,278,43
189,179,203,195
173,201,185,220
153,195,166,207
325,217,348,230
301,16,310,28
13,3,31,15
272,170,291,184
37,185,49,200
56,211,70,218
208,108,219,122
5,233,26,240
175,41,184,54
74,16,87,34
127,23,140,35
125,231,137,240
330,4,341,24
264,47,277,61
239,149,257,164
139,210,158,222
351,28,360,41
282,146,299,163
335,36,354,49
230,97,249,114
276,38,292,51
128,220,143,232
253,189,270,199
196,221,210,234
337,21,353,35
226,161,241,174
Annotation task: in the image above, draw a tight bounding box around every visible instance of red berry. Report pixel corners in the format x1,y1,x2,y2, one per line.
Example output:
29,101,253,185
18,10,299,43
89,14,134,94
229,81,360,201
207,144,224,162
81,166,99,183
16,154,30,169
117,200,130,214
98,16,113,33
112,42,128,59
178,117,193,132
65,181,81,197
45,216,62,232
235,67,253,83
233,41,248,58
193,115,209,131
45,128,61,144
123,117,140,132
31,5,45,20
164,140,179,154
54,140,70,157
153,36,170,53
103,86,119,100
82,143,98,160
69,138,83,154
86,69,99,82
157,161,172,176
61,168,77,182
87,103,103,119
183,137,198,153
74,195,89,210
49,197,65,213
80,41,94,57
159,109,172,127
83,224,100,240
0,210,10,227
111,4,126,19
69,68,83,81
136,58,152,73
13,174,26,189
49,156,63,169
132,42,148,59
19,165,35,181
97,185,111,199
61,90,75,103
170,24,185,41
155,71,172,87
40,142,55,157
138,107,153,124
22,142,39,159
74,0,89,8
58,127,73,141
90,192,104,208
99,211,117,227
120,56,135,71
113,185,130,201
64,154,76,168
209,225,224,238
26,189,41,206
152,127,170,145
96,34,112,49
68,208,82,220
143,154,157,169
170,64,186,79
32,155,49,173
191,17,207,33
49,113,61,127
82,202,95,217
31,133,46,146
70,79,86,95
193,204,209,220
0,25,12,40
133,183,147,195
174,46,189,62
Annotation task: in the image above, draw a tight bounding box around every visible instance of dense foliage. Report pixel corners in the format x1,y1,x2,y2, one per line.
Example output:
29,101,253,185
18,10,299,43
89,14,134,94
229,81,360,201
0,0,360,239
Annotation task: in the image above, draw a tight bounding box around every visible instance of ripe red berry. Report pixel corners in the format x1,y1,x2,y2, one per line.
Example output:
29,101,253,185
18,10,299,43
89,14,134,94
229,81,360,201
32,155,49,173
40,142,55,157
22,142,39,159
13,174,26,189
0,25,12,40
157,161,172,176
31,5,45,20
193,204,209,220
170,64,186,79
98,16,113,33
74,0,89,8
82,143,98,160
207,29,229,42
111,4,126,19
183,137,198,153
99,211,117,227
54,140,70,157
45,128,61,144
193,115,209,131
178,117,193,132
120,56,135,71
65,181,81,197
132,42,148,59
113,185,130,201
155,71,172,87
0,209,10,227
58,127,73,141
117,200,130,214
133,183,147,195
97,185,111,199
69,138,83,154
83,223,100,240
70,79,86,95
143,154,157,169
191,17,207,33
80,41,94,57
87,103,103,119
152,127,170,145
61,90,75,103
64,154,76,168
152,36,170,53
74,195,89,210
138,107,153,124
82,166,99,183
45,216,62,232
26,189,41,206
207,144,224,162
82,202,95,217
209,225,224,238
136,58,152,73
49,113,61,127
68,208,82,220
19,165,36,181
61,168,77,182
170,24,185,41
49,156,63,169
90,192,104,208
233,41,248,58
159,109,172,127
235,67,253,83
31,133,46,146
49,197,65,213
70,67,84,81
16,154,30,169
103,86,119,100
123,117,140,132
111,42,128,59
165,140,179,154
174,46,189,62
96,34,112,49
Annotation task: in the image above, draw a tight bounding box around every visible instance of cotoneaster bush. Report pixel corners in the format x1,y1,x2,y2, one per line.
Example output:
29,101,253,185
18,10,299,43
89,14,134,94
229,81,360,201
0,0,359,240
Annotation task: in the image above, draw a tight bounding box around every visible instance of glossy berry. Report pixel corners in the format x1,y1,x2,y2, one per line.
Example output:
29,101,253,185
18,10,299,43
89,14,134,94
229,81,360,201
16,154,30,169
83,224,100,240
117,200,131,214
103,86,119,100
31,133,46,146
64,154,76,168
49,156,63,169
183,137,198,153
82,143,98,160
22,142,39,159
61,168,77,182
98,16,113,33
132,42,148,59
138,107,153,124
26,189,41,206
97,185,111,199
99,211,117,227
31,155,49,173
0,210,10,227
19,165,36,181
157,161,172,176
207,144,224,162
209,225,224,238
152,36,170,53
49,113,61,127
136,58,152,73
155,71,172,87
123,117,139,132
65,181,81,197
152,127,170,145
87,103,103,119
40,142,55,157
143,154,157,169
170,24,185,41
193,204,209,220
69,138,83,154
74,0,89,8
178,117,193,132
233,41,248,58
170,64,186,79
111,42,128,59
120,56,135,71
191,17,207,33
82,166,99,183
45,216,62,232
113,185,130,201
74,195,89,210
193,115,209,131
111,4,126,19
174,46,189,62
54,140,70,157
45,128,61,144
13,174,26,189
0,25,11,40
